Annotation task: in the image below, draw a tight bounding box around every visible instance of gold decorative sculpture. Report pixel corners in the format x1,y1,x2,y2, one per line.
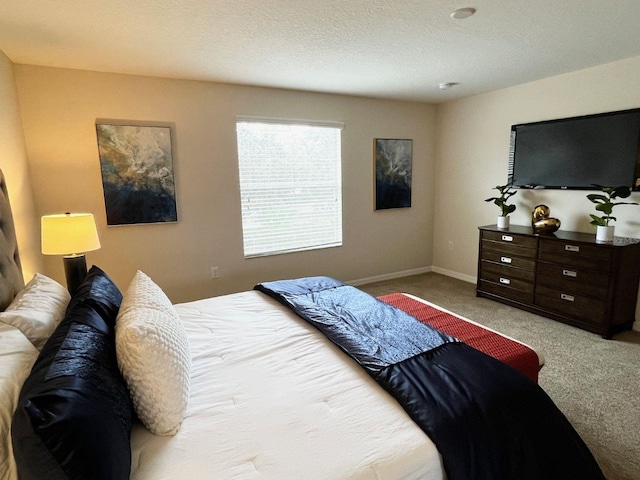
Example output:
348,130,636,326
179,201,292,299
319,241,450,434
531,205,561,234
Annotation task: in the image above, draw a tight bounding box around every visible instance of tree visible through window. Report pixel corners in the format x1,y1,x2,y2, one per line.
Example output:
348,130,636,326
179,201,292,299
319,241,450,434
236,118,343,258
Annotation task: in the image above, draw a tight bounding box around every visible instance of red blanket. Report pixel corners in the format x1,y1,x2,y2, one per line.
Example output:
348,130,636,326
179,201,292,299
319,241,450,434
379,293,541,383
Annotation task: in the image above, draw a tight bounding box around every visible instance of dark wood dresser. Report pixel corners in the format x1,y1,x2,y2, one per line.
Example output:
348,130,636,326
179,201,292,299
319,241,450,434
476,224,640,338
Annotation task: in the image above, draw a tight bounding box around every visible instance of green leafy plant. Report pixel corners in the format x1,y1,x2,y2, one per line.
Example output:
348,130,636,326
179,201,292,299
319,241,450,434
485,184,517,217
587,186,638,226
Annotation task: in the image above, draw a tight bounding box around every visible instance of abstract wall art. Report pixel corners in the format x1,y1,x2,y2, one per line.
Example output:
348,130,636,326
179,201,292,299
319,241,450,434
96,123,177,225
374,138,412,210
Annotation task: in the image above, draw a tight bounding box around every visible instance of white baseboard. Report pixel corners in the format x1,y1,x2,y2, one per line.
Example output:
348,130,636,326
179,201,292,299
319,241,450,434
350,266,477,287
430,266,477,284
349,266,433,286
346,267,477,287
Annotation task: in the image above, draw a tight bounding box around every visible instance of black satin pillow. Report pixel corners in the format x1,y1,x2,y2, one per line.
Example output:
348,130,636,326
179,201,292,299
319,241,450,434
12,266,133,480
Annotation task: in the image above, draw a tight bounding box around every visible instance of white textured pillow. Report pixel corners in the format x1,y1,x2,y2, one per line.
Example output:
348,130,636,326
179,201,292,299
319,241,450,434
0,273,70,350
116,271,190,436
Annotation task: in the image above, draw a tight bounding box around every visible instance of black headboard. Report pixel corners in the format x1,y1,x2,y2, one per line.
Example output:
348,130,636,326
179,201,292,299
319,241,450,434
0,169,25,310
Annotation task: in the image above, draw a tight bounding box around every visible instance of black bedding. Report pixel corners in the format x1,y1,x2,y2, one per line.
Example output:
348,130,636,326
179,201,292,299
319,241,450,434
255,276,605,480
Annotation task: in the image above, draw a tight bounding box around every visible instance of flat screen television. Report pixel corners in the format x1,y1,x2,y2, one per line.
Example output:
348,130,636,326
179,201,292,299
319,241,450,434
508,108,640,190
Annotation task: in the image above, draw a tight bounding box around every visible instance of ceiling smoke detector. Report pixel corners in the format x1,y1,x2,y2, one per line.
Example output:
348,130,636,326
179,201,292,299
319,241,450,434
450,7,476,20
439,82,459,91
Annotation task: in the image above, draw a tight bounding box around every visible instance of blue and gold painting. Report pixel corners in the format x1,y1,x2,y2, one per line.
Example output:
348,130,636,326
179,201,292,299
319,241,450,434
375,138,412,210
96,124,177,225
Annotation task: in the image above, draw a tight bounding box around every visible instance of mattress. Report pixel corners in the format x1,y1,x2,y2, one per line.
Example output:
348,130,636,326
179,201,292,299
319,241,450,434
130,290,443,480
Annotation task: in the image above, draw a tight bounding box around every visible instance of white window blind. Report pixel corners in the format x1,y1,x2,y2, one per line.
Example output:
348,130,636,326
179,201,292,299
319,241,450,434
236,118,343,258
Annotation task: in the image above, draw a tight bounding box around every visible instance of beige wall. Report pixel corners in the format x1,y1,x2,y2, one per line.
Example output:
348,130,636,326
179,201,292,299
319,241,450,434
0,51,42,280
433,55,640,327
14,65,436,303
10,54,640,324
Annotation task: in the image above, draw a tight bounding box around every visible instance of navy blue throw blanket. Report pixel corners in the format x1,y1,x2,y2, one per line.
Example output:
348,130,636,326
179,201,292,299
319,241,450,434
255,277,605,480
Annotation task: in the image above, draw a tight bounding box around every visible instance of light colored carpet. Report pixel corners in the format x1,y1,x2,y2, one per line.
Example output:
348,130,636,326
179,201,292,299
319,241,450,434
359,272,640,480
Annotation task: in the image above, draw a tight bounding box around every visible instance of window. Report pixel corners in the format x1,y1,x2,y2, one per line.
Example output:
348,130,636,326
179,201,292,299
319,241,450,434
236,117,343,258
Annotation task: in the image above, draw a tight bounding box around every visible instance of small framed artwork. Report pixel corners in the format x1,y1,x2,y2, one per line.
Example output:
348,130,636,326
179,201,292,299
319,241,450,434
374,138,412,210
96,123,178,226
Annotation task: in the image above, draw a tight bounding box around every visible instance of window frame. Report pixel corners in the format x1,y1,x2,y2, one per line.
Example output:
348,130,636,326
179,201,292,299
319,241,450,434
236,116,344,258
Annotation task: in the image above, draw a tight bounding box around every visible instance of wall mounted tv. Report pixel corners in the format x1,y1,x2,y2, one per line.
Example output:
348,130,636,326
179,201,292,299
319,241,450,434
508,108,640,190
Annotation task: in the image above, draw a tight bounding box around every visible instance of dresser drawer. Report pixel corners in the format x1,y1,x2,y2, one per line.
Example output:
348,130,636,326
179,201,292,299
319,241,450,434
481,250,536,271
482,239,537,259
480,269,535,294
481,261,535,283
536,261,609,298
535,286,606,325
536,273,608,299
537,250,611,273
479,280,534,304
538,238,612,272
539,238,612,261
483,230,538,248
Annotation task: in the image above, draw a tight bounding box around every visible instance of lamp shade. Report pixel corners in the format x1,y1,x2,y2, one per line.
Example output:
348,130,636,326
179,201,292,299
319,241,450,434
41,213,101,256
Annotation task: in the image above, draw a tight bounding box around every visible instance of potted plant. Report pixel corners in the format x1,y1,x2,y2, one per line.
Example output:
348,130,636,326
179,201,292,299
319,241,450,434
485,184,517,229
587,186,638,242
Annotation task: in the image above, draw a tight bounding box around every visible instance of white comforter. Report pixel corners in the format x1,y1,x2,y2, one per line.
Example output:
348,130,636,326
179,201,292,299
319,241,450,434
130,290,444,480
0,323,39,480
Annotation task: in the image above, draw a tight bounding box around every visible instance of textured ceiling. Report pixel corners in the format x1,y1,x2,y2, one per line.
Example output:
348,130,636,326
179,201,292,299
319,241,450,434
2,0,640,103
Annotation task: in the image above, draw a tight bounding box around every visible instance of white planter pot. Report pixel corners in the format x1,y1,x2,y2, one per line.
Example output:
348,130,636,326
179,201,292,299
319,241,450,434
497,216,510,229
596,225,614,243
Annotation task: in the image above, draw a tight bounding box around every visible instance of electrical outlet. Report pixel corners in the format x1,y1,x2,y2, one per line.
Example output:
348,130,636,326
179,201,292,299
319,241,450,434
448,240,454,250
210,266,220,279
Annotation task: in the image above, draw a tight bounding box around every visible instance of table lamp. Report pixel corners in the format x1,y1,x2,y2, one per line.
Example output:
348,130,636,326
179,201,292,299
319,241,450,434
41,213,101,295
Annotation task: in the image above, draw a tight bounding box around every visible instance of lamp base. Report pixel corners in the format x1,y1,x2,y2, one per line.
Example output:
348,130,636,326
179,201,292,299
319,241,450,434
63,254,88,296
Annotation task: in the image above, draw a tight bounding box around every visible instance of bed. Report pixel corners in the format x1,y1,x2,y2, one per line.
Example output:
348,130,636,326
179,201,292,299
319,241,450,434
0,168,604,480
130,285,549,480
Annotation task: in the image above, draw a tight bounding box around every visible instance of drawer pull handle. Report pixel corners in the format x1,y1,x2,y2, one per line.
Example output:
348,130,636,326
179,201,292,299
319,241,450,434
560,293,575,302
501,235,513,242
499,277,511,285
565,244,580,252
562,269,577,278
500,256,512,264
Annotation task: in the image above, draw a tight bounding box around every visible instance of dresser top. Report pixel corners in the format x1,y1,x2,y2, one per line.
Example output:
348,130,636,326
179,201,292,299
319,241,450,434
479,224,640,246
